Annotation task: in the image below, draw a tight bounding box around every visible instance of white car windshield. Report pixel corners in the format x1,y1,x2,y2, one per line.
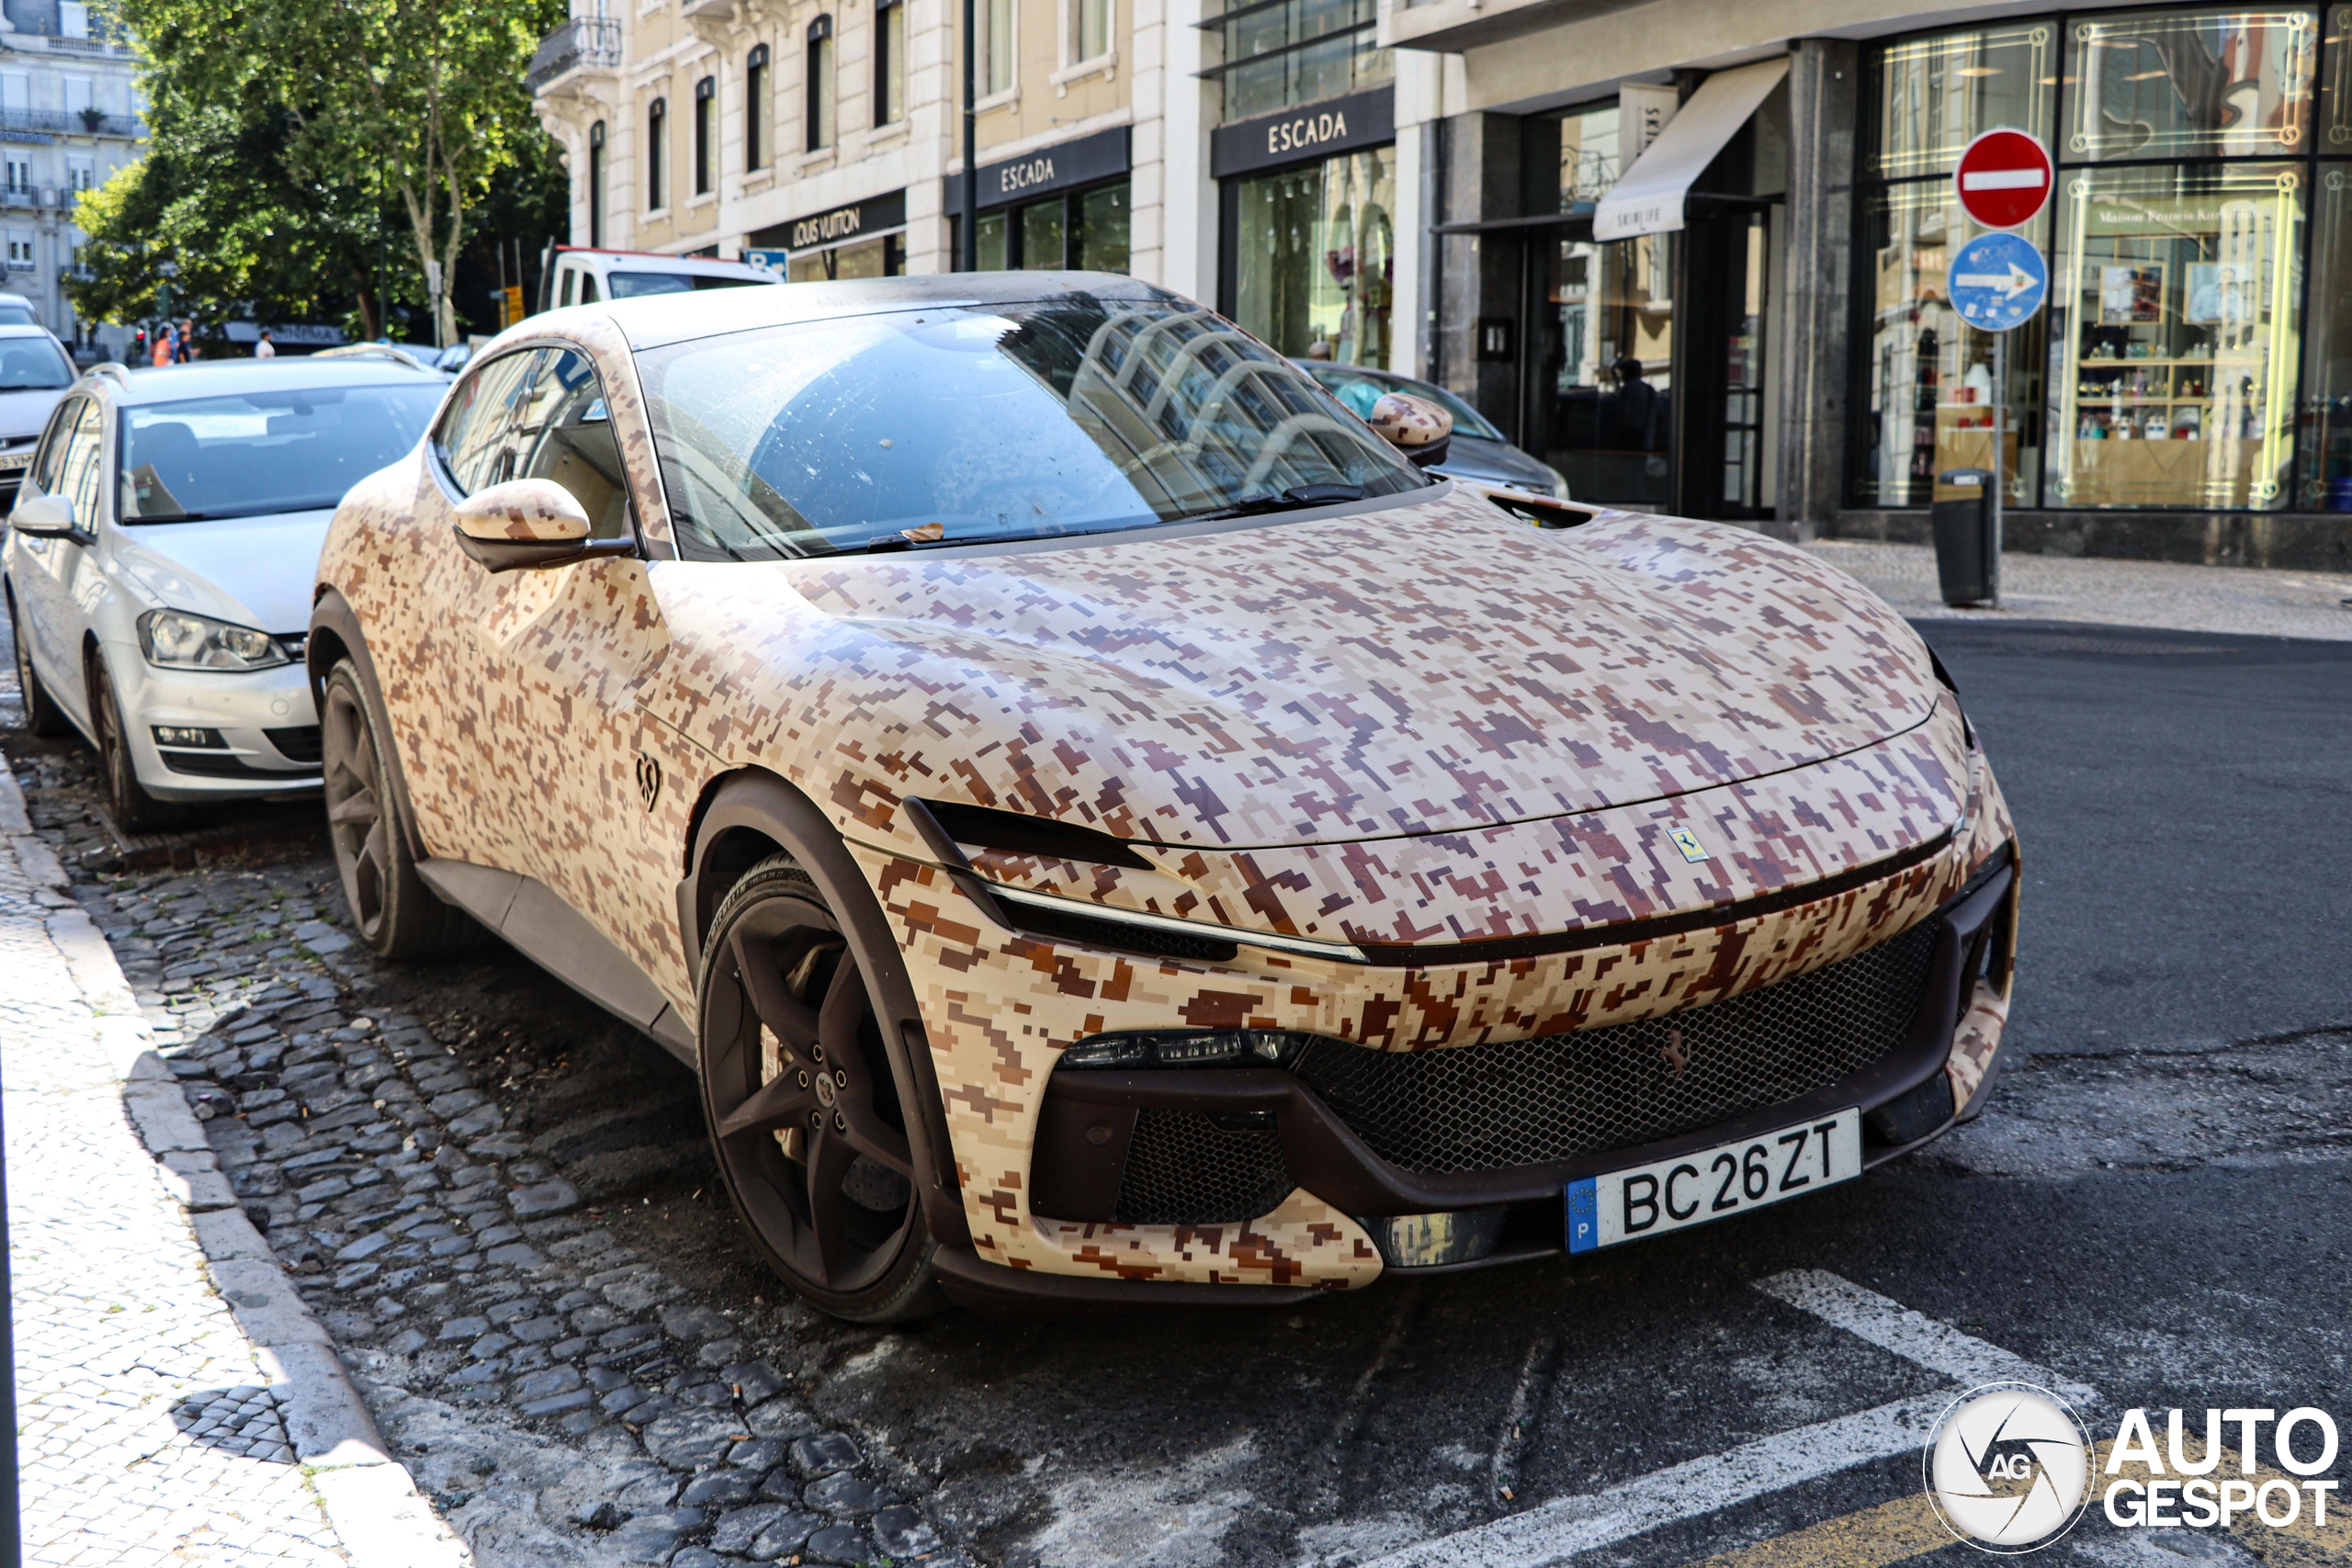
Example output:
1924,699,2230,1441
0,335,72,389
638,294,1428,561
118,384,446,523
606,272,772,299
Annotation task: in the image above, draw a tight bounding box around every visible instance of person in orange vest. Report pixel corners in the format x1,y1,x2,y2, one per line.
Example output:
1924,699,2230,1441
150,323,174,367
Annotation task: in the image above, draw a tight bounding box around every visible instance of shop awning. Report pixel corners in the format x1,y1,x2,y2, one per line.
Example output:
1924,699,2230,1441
1592,57,1788,243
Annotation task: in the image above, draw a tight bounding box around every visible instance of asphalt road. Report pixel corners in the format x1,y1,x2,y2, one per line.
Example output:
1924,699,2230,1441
6,614,2349,1568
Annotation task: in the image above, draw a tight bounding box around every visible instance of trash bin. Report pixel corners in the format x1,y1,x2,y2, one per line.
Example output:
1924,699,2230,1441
1931,468,1997,606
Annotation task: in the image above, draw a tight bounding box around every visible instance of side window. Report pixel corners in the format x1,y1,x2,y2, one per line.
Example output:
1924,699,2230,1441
54,399,103,524
435,351,542,494
28,394,82,493
559,267,576,308
578,272,601,303
510,347,630,540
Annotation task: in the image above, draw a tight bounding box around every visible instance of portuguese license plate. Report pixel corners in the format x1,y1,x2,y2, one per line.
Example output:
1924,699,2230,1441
0,452,28,471
1566,1108,1863,1253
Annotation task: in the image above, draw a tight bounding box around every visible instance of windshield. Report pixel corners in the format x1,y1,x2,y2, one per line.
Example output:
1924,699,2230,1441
0,335,72,389
118,383,447,523
1304,365,1507,443
639,294,1428,560
607,271,773,299
0,306,40,329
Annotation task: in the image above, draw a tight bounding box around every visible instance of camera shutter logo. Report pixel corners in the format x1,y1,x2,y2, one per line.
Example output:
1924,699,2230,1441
1925,1382,2094,1552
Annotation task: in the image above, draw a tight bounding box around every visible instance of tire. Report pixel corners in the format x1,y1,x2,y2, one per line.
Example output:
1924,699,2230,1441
320,658,464,959
6,582,70,737
89,650,187,832
696,852,945,1323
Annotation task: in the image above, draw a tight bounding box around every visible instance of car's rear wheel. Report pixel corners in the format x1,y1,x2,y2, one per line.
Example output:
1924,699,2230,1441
697,853,944,1323
321,658,463,958
89,652,187,832
6,583,69,738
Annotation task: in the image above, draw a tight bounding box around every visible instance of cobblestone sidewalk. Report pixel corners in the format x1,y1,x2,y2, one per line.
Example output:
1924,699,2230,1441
0,764,462,1563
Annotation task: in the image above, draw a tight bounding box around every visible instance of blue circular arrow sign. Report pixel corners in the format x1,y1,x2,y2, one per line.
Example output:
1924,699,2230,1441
1945,231,2048,333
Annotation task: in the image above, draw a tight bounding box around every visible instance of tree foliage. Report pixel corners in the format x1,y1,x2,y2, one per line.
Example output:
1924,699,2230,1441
74,0,563,344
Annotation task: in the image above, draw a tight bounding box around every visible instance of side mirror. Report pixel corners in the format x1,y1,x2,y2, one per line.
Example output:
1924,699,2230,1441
450,479,630,573
11,492,77,537
1367,391,1453,468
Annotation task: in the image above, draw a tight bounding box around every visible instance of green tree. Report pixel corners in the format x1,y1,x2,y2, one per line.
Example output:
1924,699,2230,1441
77,0,561,348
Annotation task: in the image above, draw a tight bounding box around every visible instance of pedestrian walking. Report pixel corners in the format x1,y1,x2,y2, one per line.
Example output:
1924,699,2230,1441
176,319,196,363
254,328,276,358
150,323,173,367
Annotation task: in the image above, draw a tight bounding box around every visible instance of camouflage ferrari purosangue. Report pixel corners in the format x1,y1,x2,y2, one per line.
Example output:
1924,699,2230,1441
309,274,2018,1321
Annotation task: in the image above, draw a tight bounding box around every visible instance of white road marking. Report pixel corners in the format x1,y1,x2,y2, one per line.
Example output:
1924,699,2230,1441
1352,1272,2098,1568
1753,1269,2098,1405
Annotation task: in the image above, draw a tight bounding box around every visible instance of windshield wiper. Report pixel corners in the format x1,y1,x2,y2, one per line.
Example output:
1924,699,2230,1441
1182,483,1366,524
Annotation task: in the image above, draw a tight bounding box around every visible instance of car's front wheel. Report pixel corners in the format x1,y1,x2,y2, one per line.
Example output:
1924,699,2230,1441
5,583,70,738
89,652,187,832
696,853,944,1323
321,658,463,958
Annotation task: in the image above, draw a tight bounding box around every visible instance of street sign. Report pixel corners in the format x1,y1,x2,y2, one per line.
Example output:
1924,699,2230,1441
1947,231,2048,333
1953,129,2053,231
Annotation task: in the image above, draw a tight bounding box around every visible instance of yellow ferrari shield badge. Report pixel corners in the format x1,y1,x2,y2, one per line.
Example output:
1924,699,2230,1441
1667,826,1709,863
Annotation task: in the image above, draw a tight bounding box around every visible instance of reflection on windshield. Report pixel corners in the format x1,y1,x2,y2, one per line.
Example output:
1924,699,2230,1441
119,384,447,523
0,335,72,389
1306,367,1505,442
607,272,772,298
640,294,1427,561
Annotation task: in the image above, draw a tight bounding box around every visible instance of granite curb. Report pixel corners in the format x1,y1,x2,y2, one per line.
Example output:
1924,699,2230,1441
0,761,472,1567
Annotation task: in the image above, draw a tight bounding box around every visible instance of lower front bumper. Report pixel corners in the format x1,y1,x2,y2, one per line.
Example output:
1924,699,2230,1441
112,643,323,801
933,856,2018,1315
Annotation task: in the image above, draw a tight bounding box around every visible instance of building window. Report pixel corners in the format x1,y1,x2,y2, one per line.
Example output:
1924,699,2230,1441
1206,0,1389,122
4,157,28,195
1074,0,1111,62
876,0,905,125
647,97,666,209
746,45,770,172
1854,9,2328,514
694,76,715,195
587,120,605,248
983,0,1013,96
1231,152,1393,366
807,17,834,151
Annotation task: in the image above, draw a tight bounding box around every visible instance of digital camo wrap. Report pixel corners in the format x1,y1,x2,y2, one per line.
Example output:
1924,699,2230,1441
317,308,2019,1294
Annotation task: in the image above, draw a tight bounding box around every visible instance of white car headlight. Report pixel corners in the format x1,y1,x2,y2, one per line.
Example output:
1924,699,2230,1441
137,608,290,671
1547,466,1573,501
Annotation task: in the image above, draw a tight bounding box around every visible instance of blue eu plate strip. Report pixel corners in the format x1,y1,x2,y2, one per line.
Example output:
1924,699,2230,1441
1566,1177,1598,1254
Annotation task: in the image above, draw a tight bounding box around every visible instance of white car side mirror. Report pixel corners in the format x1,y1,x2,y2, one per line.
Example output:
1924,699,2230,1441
454,478,591,543
11,492,76,536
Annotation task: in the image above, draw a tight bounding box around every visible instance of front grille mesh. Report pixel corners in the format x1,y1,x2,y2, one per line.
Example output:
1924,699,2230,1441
1292,919,1943,1174
1114,1111,1294,1224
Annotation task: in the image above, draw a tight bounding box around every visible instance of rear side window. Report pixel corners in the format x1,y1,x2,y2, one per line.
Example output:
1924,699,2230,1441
560,269,576,308
435,351,542,494
54,400,104,524
578,272,601,303
29,394,84,493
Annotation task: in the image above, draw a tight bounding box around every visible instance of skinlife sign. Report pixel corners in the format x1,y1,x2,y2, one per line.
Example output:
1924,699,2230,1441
1211,85,1395,179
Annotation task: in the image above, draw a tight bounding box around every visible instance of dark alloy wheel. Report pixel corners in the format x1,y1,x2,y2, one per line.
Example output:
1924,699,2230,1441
6,584,69,737
321,659,463,958
697,853,944,1322
89,652,187,832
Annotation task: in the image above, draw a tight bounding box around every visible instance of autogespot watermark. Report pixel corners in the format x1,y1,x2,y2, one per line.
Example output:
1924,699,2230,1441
1922,1386,2341,1552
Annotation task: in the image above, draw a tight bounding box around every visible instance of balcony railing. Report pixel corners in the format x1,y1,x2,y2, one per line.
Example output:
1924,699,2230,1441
0,107,143,139
526,17,622,92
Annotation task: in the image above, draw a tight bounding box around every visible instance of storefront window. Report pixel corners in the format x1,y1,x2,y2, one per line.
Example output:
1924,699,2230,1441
956,179,1131,271
1870,23,2057,180
1855,183,2049,507
2297,164,2352,504
1232,148,1393,366
2046,162,2303,506
1547,234,1673,502
1561,102,1621,206
1076,183,1130,271
2066,8,2315,163
787,233,906,280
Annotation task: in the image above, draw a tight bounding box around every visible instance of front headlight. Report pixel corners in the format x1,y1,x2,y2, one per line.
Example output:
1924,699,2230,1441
1547,466,1572,501
137,608,291,671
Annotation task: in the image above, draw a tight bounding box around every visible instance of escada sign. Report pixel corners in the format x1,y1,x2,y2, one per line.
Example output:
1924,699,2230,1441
954,126,1132,213
1211,86,1394,179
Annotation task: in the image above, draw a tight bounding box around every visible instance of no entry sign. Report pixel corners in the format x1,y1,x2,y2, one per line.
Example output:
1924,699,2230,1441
1953,129,2053,231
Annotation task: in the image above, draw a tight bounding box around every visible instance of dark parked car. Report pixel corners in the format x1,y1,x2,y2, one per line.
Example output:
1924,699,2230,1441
1296,361,1570,499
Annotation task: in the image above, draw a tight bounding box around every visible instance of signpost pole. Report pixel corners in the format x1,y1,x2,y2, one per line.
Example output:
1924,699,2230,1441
1991,331,2005,609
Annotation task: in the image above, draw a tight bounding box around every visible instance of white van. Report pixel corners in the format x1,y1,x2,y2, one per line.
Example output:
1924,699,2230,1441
539,246,783,310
